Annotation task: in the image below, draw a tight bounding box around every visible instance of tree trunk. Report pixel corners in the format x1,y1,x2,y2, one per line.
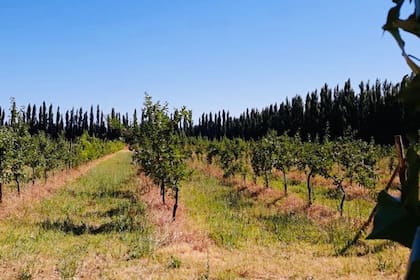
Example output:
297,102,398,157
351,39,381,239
32,167,35,185
264,173,269,188
160,181,165,205
338,184,346,217
172,186,179,221
69,142,72,169
282,170,288,196
44,169,48,183
15,176,20,195
0,182,3,203
242,173,246,185
307,171,313,206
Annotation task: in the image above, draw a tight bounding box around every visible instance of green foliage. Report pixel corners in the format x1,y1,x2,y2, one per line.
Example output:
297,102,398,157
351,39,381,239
132,94,191,219
251,130,278,188
206,141,219,165
0,105,124,200
0,127,13,201
39,132,61,181
297,138,333,205
298,139,332,180
275,133,299,174
195,130,380,209
8,109,31,192
77,132,123,163
274,133,300,195
329,135,380,215
193,137,208,161
217,138,249,180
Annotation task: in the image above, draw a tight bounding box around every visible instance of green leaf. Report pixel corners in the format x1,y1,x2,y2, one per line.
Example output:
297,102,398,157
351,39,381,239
367,191,419,248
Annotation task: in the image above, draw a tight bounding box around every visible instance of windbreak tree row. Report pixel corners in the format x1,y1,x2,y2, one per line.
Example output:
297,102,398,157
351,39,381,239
0,98,130,140
191,78,409,145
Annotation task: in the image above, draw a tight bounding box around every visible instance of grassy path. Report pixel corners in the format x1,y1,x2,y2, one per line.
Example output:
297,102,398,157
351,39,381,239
0,151,121,220
0,151,152,279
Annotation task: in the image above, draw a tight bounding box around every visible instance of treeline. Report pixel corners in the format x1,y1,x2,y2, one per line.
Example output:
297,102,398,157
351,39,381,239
3,77,414,145
0,99,133,140
192,78,414,144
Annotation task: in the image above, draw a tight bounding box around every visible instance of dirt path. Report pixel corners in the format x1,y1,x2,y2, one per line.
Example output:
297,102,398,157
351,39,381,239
0,150,128,220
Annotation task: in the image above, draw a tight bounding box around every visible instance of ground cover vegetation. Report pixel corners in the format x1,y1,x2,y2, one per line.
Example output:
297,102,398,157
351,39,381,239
0,152,153,279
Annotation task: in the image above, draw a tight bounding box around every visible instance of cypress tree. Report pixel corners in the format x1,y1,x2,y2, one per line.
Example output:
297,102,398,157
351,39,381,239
89,105,94,136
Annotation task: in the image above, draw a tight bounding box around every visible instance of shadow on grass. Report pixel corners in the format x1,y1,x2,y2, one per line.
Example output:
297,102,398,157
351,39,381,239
40,215,147,235
258,212,325,244
39,189,148,235
74,188,139,202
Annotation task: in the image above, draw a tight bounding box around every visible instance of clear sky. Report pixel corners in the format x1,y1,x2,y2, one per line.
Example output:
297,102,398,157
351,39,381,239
0,1,417,122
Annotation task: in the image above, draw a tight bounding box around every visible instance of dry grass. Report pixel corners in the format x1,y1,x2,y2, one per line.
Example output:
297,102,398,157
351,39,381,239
137,172,214,252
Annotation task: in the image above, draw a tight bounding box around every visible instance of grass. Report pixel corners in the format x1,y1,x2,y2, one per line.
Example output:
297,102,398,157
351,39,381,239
0,151,154,279
173,160,410,279
0,153,411,279
183,169,335,249
183,171,272,248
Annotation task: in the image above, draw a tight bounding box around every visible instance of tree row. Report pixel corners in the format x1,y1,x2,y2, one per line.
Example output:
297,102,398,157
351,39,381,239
0,108,124,203
192,78,416,144
191,132,383,216
131,95,191,220
0,98,133,140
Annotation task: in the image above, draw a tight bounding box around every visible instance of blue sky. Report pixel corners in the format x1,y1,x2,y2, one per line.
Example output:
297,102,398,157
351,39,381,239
0,1,416,121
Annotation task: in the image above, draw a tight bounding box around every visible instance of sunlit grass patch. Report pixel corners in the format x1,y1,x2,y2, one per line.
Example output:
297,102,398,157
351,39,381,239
0,152,154,279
